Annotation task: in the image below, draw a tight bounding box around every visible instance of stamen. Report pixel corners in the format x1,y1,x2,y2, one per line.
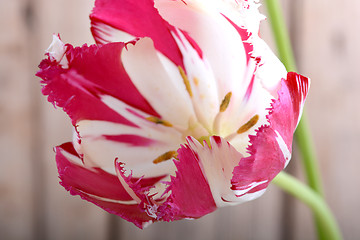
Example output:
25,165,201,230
178,66,193,97
219,92,232,112
153,151,178,164
237,114,259,134
146,116,173,127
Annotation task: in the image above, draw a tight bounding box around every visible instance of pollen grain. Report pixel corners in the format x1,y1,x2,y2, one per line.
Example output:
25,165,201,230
193,77,200,86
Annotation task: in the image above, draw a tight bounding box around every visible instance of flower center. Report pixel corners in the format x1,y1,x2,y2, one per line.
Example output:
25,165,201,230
197,135,213,148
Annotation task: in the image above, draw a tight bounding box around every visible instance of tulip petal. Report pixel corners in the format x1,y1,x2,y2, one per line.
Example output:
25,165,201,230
90,0,184,67
155,1,252,131
155,0,250,95
55,142,157,228
75,97,182,177
225,78,275,153
37,39,159,125
121,37,195,128
154,1,287,136
38,39,184,177
231,73,310,195
114,161,171,221
157,140,217,221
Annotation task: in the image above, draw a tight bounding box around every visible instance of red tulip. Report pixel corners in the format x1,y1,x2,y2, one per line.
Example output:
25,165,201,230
37,0,309,228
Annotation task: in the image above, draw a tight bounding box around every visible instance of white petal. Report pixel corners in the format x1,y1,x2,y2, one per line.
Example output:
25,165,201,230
121,37,195,129
172,31,220,132
76,95,183,177
251,38,288,95
91,21,136,44
220,76,274,143
46,35,68,68
187,137,242,207
155,1,249,102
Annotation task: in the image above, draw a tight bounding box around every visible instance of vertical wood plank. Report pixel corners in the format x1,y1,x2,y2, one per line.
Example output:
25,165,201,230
285,0,360,239
4,0,358,239
0,0,35,239
116,184,283,240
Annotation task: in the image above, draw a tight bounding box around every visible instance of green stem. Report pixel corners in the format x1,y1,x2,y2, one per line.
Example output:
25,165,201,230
264,0,323,194
264,0,323,197
273,172,342,240
264,0,297,72
264,0,341,239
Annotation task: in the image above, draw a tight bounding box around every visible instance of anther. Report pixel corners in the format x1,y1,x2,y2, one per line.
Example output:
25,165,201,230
178,66,193,97
237,114,259,134
146,116,173,127
153,151,178,164
219,92,232,112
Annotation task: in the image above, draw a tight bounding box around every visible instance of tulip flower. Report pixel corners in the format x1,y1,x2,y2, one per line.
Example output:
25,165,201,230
37,0,309,228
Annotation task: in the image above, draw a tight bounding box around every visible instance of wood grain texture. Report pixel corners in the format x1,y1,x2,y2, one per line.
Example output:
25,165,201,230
0,1,35,239
117,185,283,240
291,0,360,239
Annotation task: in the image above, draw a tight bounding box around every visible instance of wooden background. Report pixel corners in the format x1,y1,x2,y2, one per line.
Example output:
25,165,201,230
1,0,359,239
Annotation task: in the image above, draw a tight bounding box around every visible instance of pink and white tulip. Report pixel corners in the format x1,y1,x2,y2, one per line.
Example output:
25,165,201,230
37,0,309,228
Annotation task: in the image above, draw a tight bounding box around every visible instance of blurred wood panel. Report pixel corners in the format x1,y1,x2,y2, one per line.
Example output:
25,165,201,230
0,1,34,239
118,185,283,240
291,0,360,239
0,0,359,240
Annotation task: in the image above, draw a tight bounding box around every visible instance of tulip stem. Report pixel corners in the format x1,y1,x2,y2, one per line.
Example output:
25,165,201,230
273,172,342,240
264,0,296,72
264,0,342,239
263,0,322,193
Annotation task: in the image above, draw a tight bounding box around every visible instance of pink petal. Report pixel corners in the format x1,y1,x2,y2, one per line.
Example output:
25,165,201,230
155,1,251,100
103,134,157,147
114,161,165,218
55,142,157,228
231,72,310,195
90,0,184,67
37,41,159,125
75,97,182,177
157,141,217,221
56,142,133,201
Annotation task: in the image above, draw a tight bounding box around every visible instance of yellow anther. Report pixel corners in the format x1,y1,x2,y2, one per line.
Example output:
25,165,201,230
178,66,193,97
153,151,178,164
219,92,232,112
146,116,173,127
237,114,259,134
